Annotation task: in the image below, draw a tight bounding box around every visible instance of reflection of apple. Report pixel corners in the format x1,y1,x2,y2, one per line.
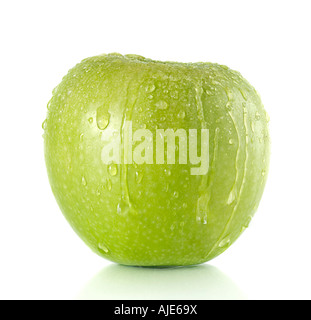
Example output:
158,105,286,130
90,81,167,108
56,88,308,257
43,53,270,266
77,264,246,300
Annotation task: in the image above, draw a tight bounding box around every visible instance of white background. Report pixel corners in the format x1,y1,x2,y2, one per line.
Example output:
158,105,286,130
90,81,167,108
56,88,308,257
1,0,310,300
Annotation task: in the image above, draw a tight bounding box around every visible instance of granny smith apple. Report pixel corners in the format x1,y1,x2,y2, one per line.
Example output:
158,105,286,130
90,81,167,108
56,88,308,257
43,53,270,266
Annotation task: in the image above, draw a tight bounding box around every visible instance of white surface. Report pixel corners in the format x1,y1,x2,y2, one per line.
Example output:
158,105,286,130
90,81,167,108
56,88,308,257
1,0,310,300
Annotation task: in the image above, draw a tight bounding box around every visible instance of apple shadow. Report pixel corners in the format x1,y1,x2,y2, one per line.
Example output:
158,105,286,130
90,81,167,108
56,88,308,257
76,264,247,300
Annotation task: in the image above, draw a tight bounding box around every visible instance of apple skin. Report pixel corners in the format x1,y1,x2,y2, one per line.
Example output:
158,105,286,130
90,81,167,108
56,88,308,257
43,53,270,266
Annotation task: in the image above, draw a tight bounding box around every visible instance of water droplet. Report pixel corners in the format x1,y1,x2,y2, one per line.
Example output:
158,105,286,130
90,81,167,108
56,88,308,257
156,100,168,110
82,176,87,186
251,121,255,133
173,191,179,198
177,110,186,119
96,107,110,130
164,168,171,176
229,138,234,145
165,183,170,192
108,164,118,176
239,88,248,101
88,117,93,124
117,203,122,214
79,133,84,142
145,83,155,93
219,236,231,248
196,193,209,224
255,112,261,121
226,102,232,110
96,187,101,196
106,178,112,191
261,169,266,177
117,200,130,215
242,215,252,232
42,119,47,130
227,189,236,205
98,243,109,254
182,202,188,209
135,171,144,184
225,87,234,100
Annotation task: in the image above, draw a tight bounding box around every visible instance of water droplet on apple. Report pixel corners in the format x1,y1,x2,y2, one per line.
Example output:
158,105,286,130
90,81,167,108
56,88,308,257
88,117,93,124
251,121,255,133
173,191,179,198
82,176,87,186
117,200,130,215
255,111,261,120
165,183,170,192
177,110,186,119
42,119,47,130
98,243,109,254
108,164,118,176
156,100,168,110
96,187,101,196
79,133,84,142
145,83,155,93
219,236,231,248
164,168,171,176
225,87,233,100
96,107,110,130
106,178,112,191
227,188,236,205
196,193,209,225
135,171,144,184
229,138,234,145
241,215,252,233
239,88,248,101
226,102,232,111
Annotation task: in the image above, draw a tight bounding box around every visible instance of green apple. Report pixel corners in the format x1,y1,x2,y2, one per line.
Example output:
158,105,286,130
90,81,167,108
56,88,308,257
43,53,270,266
